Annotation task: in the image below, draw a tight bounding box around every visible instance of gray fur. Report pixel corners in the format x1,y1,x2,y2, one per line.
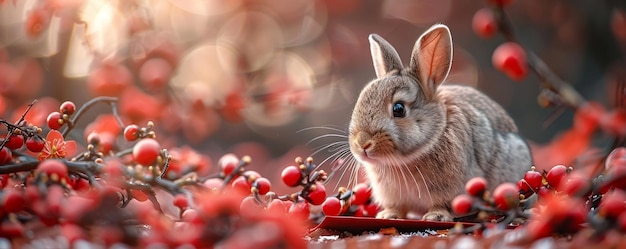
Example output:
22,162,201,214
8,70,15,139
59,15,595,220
348,24,532,221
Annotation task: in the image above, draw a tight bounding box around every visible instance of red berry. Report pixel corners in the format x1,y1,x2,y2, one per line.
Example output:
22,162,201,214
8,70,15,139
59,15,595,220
545,165,568,189
203,178,224,191
123,124,140,141
517,179,533,198
218,153,239,177
288,201,310,220
87,63,132,97
492,42,528,81
352,183,372,205
132,138,161,166
492,182,519,211
25,136,45,152
281,165,302,187
253,177,271,195
472,8,497,38
619,212,626,232
0,147,11,164
240,196,262,215
37,159,68,182
139,57,173,91
306,183,327,205
2,190,26,213
364,203,379,217
173,194,188,209
231,176,251,195
451,194,474,215
523,169,544,190
321,197,342,216
267,199,290,214
598,190,626,218
559,172,590,196
59,101,76,115
4,134,24,150
46,111,63,130
242,170,261,181
465,177,488,197
536,186,552,199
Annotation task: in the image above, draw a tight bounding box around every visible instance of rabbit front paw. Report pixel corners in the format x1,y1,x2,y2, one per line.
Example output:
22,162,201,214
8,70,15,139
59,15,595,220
422,209,452,222
376,209,405,219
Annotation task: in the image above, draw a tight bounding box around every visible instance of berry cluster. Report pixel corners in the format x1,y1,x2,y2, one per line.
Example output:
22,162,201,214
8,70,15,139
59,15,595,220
449,146,626,241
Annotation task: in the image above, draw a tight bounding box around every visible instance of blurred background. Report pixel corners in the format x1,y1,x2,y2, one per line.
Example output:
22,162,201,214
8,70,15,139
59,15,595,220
0,0,625,186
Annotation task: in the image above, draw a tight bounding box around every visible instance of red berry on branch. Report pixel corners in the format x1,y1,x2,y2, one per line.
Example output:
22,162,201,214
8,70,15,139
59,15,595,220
472,8,497,39
559,171,590,196
465,177,488,197
598,190,626,218
203,178,224,191
322,197,342,216
25,136,45,152
123,124,140,141
492,42,528,81
2,189,26,213
4,134,24,150
87,62,133,97
139,57,173,91
59,101,76,115
240,196,262,215
351,183,372,205
523,169,544,190
451,194,474,215
46,111,63,130
253,177,271,195
37,159,68,183
306,183,327,205
231,176,252,195
545,165,568,189
132,138,161,166
0,147,11,164
517,179,534,198
288,201,310,220
267,199,289,213
281,165,302,187
218,153,239,177
492,182,519,211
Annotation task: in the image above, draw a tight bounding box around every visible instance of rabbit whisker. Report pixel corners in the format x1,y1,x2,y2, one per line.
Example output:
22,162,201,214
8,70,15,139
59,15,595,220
306,133,348,146
297,126,348,134
309,141,348,158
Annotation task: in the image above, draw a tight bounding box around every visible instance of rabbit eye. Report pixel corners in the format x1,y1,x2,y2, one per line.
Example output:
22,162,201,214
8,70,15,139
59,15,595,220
392,102,406,118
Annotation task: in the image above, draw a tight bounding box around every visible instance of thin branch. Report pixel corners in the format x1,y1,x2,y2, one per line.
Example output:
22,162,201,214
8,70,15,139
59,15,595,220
62,96,124,137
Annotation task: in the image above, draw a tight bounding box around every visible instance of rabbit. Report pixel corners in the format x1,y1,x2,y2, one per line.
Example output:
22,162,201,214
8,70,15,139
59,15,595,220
348,24,532,221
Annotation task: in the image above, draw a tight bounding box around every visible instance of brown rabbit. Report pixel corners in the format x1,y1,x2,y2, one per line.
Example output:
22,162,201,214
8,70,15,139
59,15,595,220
348,24,532,221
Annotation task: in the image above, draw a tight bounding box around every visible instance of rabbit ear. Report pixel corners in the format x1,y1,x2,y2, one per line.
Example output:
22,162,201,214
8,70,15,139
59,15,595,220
369,34,403,78
409,24,452,97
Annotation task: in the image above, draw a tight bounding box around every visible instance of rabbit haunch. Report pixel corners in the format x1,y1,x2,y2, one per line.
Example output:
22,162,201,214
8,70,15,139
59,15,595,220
348,24,532,221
